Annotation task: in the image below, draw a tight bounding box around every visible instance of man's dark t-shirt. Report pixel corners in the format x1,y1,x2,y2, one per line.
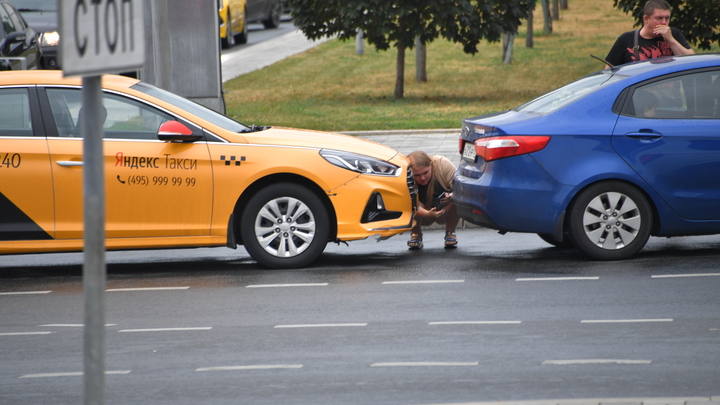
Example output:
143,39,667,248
605,28,691,67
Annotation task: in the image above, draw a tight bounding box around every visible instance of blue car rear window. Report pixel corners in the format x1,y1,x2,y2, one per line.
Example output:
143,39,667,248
514,73,627,115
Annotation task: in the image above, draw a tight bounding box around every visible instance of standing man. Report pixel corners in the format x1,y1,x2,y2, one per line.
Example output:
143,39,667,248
605,0,694,68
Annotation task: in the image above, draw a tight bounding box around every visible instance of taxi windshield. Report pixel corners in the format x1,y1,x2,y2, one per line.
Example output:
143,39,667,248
514,73,627,115
131,82,251,133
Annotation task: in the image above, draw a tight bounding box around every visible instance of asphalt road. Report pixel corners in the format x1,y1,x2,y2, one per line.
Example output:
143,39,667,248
2,228,719,405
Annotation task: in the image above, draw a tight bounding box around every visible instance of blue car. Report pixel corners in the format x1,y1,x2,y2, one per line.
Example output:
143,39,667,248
454,53,720,260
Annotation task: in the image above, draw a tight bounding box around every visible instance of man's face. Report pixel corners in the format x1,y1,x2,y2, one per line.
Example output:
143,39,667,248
644,8,671,35
412,166,432,186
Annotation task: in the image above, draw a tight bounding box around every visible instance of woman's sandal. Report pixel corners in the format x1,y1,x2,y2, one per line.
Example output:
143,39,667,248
407,233,423,250
444,231,458,248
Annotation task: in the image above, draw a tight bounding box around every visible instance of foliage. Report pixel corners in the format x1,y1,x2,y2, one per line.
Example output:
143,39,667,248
613,0,720,50
286,0,534,97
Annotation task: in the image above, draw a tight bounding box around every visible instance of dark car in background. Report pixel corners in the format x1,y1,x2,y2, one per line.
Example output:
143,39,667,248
247,0,282,29
12,0,58,69
454,54,720,261
0,1,41,70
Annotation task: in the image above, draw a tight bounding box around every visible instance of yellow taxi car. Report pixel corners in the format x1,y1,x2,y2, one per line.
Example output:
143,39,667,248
218,0,248,48
0,71,416,268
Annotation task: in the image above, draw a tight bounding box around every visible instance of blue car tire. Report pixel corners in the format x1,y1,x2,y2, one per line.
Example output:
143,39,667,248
568,181,652,261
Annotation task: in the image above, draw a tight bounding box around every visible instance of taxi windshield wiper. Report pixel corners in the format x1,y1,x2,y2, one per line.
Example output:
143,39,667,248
240,125,269,133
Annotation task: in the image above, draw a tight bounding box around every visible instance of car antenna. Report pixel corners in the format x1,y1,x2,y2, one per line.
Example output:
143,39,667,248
590,54,614,68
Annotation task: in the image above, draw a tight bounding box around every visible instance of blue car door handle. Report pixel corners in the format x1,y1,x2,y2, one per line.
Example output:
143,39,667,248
625,131,663,142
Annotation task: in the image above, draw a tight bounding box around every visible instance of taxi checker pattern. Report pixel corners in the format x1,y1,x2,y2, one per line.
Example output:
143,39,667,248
0,71,416,269
220,155,245,166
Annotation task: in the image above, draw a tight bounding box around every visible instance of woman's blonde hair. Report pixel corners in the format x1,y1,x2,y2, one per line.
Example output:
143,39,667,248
408,151,435,206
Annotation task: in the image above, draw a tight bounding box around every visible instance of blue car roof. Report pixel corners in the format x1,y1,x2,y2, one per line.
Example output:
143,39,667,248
607,53,720,78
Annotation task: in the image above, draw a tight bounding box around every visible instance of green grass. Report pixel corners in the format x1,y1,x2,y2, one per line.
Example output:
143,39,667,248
222,0,718,132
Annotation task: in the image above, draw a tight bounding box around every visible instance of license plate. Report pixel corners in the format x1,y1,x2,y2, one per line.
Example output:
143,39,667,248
462,142,477,162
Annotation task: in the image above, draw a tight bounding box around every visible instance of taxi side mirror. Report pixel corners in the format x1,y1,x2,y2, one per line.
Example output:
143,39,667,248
157,121,203,142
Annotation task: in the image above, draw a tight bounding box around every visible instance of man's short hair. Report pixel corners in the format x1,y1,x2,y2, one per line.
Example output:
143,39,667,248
644,0,671,17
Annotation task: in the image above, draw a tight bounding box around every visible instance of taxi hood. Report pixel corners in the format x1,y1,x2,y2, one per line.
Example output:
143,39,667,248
240,127,401,161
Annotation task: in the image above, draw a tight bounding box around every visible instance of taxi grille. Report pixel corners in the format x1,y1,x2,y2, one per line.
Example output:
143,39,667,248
407,167,418,209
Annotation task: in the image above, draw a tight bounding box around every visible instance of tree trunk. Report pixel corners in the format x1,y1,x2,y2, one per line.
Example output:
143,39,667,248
552,0,559,20
502,32,515,65
526,13,534,48
415,36,427,83
561,0,568,10
541,0,552,33
395,43,405,99
356,29,364,56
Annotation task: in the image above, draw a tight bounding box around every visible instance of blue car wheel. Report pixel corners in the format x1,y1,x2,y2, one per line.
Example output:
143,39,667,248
568,181,652,261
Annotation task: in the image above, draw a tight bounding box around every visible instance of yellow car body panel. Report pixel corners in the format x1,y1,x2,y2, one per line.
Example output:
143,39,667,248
218,0,247,42
0,71,415,267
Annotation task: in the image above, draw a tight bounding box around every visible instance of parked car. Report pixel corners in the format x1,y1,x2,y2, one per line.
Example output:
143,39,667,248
218,0,248,48
246,0,282,29
0,1,41,70
0,70,416,268
218,0,282,49
454,54,720,261
12,0,58,69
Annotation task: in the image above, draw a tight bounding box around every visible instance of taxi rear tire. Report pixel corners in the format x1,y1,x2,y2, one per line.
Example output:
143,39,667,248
241,183,329,269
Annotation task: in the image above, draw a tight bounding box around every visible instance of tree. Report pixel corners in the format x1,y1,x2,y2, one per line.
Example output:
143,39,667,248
287,0,533,99
613,0,720,50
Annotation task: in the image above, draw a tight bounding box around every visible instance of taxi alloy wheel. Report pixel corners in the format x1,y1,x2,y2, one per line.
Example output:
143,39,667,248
241,183,329,269
568,181,652,261
222,10,236,49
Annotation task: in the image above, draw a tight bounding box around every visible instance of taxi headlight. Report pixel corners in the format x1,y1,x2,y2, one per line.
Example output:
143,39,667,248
320,150,400,176
41,31,60,47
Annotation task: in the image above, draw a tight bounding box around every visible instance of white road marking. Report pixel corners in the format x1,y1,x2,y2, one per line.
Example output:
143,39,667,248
429,321,521,325
543,359,651,365
371,362,478,367
652,273,720,278
516,277,599,281
274,323,367,328
20,371,130,379
118,327,212,333
0,332,53,336
382,280,465,284
106,287,190,292
0,291,52,295
196,365,303,372
246,283,329,288
581,319,673,323
38,324,117,327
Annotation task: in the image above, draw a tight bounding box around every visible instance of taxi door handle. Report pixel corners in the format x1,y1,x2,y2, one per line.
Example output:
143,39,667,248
56,161,84,167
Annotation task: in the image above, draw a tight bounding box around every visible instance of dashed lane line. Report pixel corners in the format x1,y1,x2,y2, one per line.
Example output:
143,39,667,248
246,283,329,288
652,273,720,278
0,291,52,295
581,319,673,323
542,359,652,365
382,280,465,285
106,287,190,292
118,327,212,333
274,323,368,328
429,321,522,325
371,362,479,367
516,277,600,281
196,365,303,372
19,370,131,378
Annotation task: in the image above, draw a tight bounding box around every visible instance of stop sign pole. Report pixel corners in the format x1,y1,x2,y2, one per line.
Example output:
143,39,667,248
59,1,145,404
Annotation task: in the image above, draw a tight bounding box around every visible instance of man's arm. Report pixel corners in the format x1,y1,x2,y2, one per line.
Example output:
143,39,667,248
655,25,695,56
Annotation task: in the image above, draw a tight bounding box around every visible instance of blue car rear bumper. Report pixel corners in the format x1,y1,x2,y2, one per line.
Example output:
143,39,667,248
453,156,571,235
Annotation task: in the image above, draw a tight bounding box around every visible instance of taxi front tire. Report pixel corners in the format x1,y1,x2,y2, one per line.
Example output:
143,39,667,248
241,183,329,269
